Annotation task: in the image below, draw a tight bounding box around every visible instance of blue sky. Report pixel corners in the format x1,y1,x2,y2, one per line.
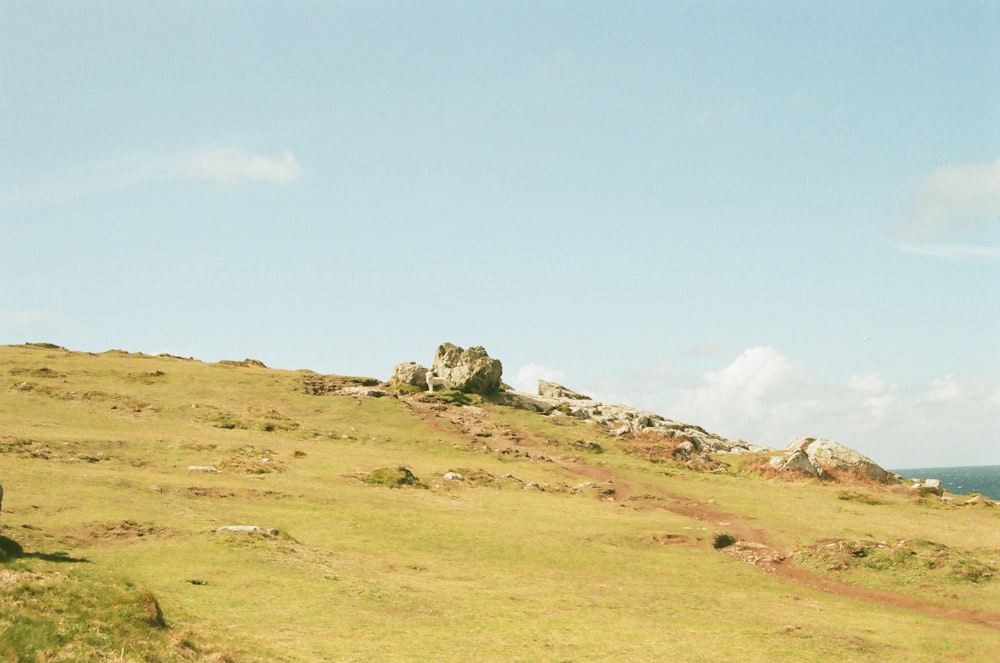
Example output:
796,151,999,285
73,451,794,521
2,1,998,468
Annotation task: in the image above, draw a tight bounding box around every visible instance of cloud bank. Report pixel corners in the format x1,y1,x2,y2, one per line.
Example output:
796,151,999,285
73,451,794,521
586,346,999,468
667,348,1000,467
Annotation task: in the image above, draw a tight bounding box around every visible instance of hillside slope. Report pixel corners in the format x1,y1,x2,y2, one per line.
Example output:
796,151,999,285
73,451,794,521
1,344,998,662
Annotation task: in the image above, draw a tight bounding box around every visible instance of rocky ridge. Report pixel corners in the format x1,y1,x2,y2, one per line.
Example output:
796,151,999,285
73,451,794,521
495,381,764,458
391,342,897,482
392,342,502,394
769,437,892,484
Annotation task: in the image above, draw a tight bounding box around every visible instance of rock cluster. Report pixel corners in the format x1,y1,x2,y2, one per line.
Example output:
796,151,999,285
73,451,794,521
537,379,591,401
393,343,503,394
909,478,944,496
392,361,428,388
768,437,891,483
497,380,762,455
390,347,895,482
432,343,503,394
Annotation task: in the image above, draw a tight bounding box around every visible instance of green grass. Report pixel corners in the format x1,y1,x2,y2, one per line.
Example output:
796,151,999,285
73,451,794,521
2,343,999,661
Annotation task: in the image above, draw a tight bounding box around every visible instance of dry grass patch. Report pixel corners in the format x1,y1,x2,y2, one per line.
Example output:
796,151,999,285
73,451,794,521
797,538,997,585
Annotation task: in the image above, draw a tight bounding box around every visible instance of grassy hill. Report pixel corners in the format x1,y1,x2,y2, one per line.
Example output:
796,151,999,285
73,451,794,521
1,343,998,662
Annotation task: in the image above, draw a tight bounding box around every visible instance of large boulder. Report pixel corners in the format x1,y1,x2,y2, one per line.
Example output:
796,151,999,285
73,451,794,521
392,361,429,388
538,380,591,401
771,448,820,477
787,436,891,484
432,343,503,394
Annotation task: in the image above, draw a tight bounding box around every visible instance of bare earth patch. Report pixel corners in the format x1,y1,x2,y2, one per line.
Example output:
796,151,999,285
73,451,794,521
62,520,175,546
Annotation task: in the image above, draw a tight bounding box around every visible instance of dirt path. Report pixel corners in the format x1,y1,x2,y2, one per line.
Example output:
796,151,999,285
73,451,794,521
568,446,1000,631
405,397,1000,630
402,395,466,437
642,479,1000,631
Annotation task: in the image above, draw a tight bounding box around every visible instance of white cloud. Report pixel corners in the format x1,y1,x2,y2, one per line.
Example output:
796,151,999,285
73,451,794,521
614,347,1000,467
511,363,566,394
923,374,961,403
0,308,53,328
847,371,897,423
697,346,798,405
906,376,1000,465
578,361,674,411
172,148,304,184
892,242,1000,259
669,347,810,437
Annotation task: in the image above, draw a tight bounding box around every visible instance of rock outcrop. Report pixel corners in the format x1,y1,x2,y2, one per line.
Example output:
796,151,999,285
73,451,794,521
538,379,591,401
496,380,762,456
432,343,503,394
770,437,891,483
911,478,944,496
771,448,820,477
392,361,429,388
391,351,895,483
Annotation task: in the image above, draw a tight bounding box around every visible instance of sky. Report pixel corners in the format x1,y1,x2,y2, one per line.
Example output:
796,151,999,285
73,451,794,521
2,1,998,469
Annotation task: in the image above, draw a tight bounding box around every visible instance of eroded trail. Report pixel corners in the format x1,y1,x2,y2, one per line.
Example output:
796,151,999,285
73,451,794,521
632,476,1000,631
562,444,1000,628
405,396,1000,630
577,451,1000,630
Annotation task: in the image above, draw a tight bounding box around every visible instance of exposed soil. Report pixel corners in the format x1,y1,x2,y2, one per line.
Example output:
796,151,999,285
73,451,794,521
183,487,289,500
62,520,175,547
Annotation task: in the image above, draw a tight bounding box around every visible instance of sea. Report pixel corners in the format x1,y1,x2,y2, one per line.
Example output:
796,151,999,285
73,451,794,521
891,465,1000,501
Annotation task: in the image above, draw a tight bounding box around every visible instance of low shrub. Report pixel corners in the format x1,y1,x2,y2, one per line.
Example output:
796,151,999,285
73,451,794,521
365,466,427,489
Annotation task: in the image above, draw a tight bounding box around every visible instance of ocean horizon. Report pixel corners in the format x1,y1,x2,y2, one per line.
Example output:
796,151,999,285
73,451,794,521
891,464,1000,501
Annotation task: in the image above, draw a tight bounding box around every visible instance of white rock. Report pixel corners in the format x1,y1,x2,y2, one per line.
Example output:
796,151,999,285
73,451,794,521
786,437,890,483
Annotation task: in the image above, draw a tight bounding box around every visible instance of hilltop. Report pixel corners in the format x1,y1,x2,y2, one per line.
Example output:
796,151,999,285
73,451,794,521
1,342,998,662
